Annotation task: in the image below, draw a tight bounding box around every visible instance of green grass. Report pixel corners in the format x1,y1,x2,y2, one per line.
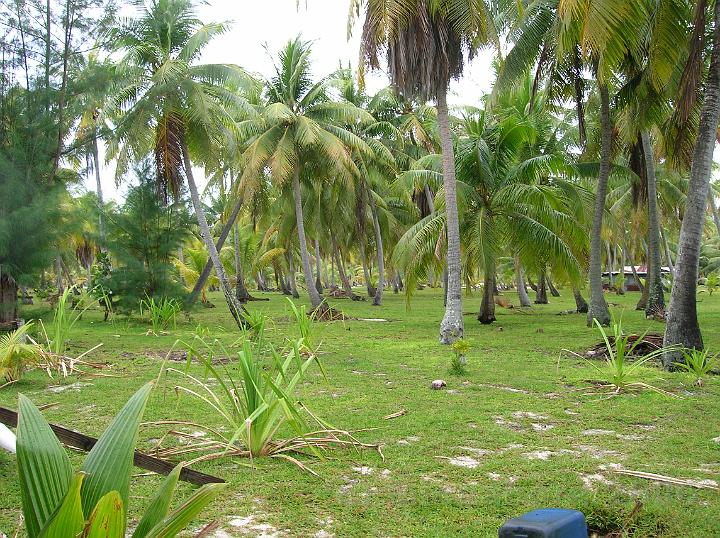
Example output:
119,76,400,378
2,288,720,536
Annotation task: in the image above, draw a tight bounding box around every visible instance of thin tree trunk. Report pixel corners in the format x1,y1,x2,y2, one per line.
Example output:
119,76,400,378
573,287,589,313
55,255,63,293
233,223,250,303
630,261,644,293
181,140,245,328
641,131,666,318
664,0,720,367
527,275,538,292
477,269,496,324
535,270,548,304
0,273,18,324
292,167,323,310
606,242,615,288
661,229,674,276
332,239,359,300
515,257,532,308
361,255,375,297
186,195,243,307
314,239,323,294
709,190,720,237
617,246,626,295
547,274,561,297
366,183,385,306
92,135,105,249
587,82,612,326
392,273,400,294
287,252,300,299
437,89,463,344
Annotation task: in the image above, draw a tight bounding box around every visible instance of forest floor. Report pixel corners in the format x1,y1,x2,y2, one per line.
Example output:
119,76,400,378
1,287,720,537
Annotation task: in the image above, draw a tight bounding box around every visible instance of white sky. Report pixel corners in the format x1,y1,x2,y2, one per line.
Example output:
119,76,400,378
92,0,496,202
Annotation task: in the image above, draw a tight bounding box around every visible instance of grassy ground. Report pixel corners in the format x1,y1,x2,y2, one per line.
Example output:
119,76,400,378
1,287,719,537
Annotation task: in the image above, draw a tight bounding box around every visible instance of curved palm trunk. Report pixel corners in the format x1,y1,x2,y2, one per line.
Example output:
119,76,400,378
292,167,323,310
515,257,532,308
664,0,720,367
361,254,375,297
181,141,245,328
287,252,300,299
233,223,250,303
587,82,612,326
617,246,626,295
91,135,105,249
535,271,549,304
477,269,496,324
547,274,561,297
186,195,243,307
314,239,324,294
573,287,589,313
332,238,359,300
641,131,665,318
437,89,464,344
366,183,385,306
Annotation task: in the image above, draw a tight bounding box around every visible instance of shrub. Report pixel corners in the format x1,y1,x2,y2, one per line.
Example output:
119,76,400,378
0,322,41,383
674,348,718,386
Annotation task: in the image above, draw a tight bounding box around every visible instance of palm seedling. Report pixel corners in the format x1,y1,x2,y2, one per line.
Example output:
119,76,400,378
14,383,224,537
0,322,41,385
450,339,470,375
585,318,676,396
674,348,718,386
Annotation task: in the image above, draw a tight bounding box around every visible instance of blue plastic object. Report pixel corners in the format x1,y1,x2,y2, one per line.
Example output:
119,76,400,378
499,508,588,538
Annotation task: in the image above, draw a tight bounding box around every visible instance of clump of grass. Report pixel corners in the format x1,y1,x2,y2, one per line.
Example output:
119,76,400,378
140,296,180,334
450,339,470,375
583,317,676,396
40,286,94,355
674,348,718,386
286,298,318,353
243,309,269,340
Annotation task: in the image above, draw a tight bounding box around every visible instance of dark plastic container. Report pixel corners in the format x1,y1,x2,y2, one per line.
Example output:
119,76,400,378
499,509,588,538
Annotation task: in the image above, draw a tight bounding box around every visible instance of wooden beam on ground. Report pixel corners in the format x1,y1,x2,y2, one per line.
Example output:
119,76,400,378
0,406,224,486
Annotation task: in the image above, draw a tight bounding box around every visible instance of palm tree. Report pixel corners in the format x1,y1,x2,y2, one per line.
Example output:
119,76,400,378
109,0,252,328
664,0,720,368
352,0,497,343
240,37,375,312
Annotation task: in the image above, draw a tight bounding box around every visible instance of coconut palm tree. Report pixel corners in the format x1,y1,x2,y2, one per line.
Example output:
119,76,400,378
351,0,498,343
664,0,720,367
239,37,375,312
109,0,254,328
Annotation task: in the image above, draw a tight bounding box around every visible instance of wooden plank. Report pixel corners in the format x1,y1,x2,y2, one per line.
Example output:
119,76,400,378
0,406,224,486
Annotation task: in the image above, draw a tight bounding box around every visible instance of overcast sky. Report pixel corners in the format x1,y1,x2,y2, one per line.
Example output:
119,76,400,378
93,0,496,201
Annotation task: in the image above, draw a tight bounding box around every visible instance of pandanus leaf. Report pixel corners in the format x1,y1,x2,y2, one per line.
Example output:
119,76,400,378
39,473,86,538
80,382,153,529
16,394,74,538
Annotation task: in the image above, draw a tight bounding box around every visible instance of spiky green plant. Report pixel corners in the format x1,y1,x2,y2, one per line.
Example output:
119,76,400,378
450,339,470,375
41,287,94,356
0,322,41,383
587,318,676,396
140,296,181,333
15,382,224,537
674,348,718,386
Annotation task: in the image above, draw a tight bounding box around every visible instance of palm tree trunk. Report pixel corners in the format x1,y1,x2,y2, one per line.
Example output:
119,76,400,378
547,274,560,297
661,229,674,276
366,183,385,306
181,140,245,328
92,135,105,249
314,239,324,294
641,131,666,318
573,287,589,313
617,245,626,295
186,195,243,307
0,273,18,324
437,89,464,344
606,242,615,288
535,270,549,304
664,0,720,367
587,81,612,326
515,257,532,307
477,269,496,324
630,260,644,293
332,239,359,300
287,251,300,299
233,223,250,303
709,190,720,237
361,254,375,297
292,167,323,310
